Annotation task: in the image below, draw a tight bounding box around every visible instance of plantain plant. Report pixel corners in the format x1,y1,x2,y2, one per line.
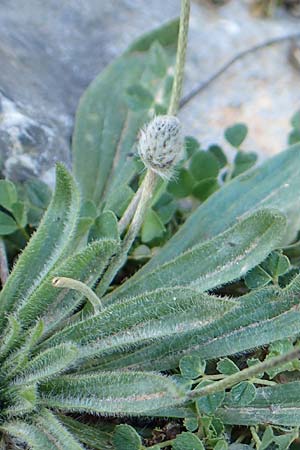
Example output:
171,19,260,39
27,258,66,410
1,1,300,449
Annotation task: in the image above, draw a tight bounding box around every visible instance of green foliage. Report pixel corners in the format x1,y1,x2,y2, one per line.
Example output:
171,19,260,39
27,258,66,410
173,432,204,450
180,355,206,379
1,12,300,450
225,123,248,148
288,110,300,145
216,381,300,426
196,381,225,415
113,425,142,450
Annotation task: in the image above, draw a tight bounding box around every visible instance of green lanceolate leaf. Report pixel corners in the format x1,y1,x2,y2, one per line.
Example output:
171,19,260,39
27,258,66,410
72,19,179,211
0,420,59,450
11,343,78,385
37,287,236,368
40,371,186,416
4,385,38,417
34,409,85,450
87,283,300,372
216,381,300,426
16,238,118,331
106,209,286,301
138,144,300,274
0,165,80,329
59,415,113,450
0,316,21,361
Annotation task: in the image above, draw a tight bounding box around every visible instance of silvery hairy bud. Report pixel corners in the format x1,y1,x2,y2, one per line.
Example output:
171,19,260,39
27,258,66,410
138,115,184,180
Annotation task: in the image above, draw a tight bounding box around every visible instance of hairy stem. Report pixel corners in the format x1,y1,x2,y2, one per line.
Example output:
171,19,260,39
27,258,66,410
188,347,300,400
118,184,143,235
0,238,8,285
117,0,190,233
96,170,157,298
52,277,103,313
168,0,190,115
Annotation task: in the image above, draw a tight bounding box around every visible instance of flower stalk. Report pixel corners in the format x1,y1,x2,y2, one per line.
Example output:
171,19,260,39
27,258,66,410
97,0,190,298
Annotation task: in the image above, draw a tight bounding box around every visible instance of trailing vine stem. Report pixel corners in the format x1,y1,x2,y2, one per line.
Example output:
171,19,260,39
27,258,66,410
97,0,190,298
188,346,300,400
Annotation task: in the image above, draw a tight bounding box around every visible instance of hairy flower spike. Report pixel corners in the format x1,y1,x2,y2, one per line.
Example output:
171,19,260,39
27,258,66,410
138,115,184,180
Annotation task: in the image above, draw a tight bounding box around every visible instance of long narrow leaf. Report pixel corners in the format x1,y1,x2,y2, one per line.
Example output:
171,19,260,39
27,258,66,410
34,409,85,450
217,381,300,426
16,238,118,330
36,287,236,357
12,343,78,385
0,164,80,330
89,286,300,371
106,209,286,301
140,143,300,273
1,421,57,450
40,371,186,416
59,415,114,450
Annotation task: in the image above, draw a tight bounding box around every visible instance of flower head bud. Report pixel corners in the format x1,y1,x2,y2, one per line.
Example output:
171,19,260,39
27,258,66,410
138,115,184,180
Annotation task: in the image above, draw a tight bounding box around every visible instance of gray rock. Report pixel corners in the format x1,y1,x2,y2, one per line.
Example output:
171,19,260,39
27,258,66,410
0,0,299,186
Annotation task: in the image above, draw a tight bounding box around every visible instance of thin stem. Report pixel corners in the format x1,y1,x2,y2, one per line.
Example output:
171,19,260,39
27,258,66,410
118,0,190,235
52,277,103,313
97,170,157,298
251,377,276,386
118,184,143,235
250,426,261,450
155,439,174,448
188,347,300,400
180,32,300,109
0,238,9,285
97,1,190,298
168,0,190,116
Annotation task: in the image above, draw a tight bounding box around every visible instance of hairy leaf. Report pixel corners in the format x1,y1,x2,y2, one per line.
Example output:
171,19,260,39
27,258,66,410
1,420,58,450
59,415,113,450
12,343,78,385
34,409,85,450
40,371,186,416
217,381,300,426
106,209,286,301
37,287,236,365
88,284,300,371
16,238,118,330
138,144,300,273
0,165,80,329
